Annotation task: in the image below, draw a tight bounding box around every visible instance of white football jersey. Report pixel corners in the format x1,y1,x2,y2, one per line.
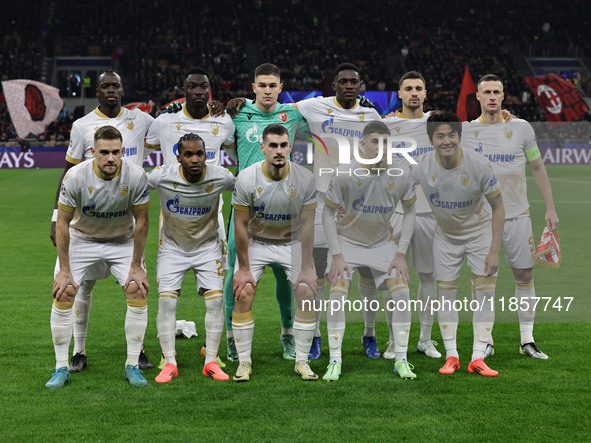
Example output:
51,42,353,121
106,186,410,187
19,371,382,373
67,107,154,166
147,164,235,253
295,96,381,192
412,148,501,243
59,159,150,242
382,110,433,214
326,159,416,247
144,104,235,166
233,161,317,243
462,118,538,219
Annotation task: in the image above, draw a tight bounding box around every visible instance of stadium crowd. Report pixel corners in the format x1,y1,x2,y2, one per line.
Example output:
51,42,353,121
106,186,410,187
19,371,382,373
1,0,590,144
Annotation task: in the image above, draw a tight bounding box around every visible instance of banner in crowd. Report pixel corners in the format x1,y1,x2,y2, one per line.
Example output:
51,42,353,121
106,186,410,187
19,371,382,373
1,80,64,139
456,67,480,121
524,74,589,122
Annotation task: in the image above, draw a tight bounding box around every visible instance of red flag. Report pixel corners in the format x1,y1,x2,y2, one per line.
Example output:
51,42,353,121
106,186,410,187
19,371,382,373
534,226,561,268
524,74,588,121
1,80,63,138
123,100,154,113
456,67,479,121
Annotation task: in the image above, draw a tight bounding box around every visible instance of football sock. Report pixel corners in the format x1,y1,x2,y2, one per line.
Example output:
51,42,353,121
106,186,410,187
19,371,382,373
326,280,349,364
51,300,73,369
516,280,536,345
72,279,94,355
125,299,148,367
386,279,411,363
438,280,459,359
293,308,316,361
204,289,224,365
232,310,254,364
359,275,377,337
157,292,178,366
418,272,437,343
472,277,496,361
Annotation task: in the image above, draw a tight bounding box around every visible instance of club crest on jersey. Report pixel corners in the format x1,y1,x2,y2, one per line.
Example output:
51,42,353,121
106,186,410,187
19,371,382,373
474,130,480,138
504,127,513,139
257,186,263,195
88,186,94,195
358,113,365,121
126,120,134,131
394,126,401,134
210,122,219,136
175,124,183,132
206,183,214,193
120,182,129,197
327,108,333,115
356,180,363,189
288,185,298,200
279,112,287,123
460,172,470,187
387,179,395,192
173,183,178,190
431,175,437,185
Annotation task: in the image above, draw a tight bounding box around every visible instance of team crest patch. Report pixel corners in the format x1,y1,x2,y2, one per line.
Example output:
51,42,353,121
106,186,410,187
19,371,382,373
431,175,437,185
358,113,365,121
210,122,219,136
206,183,214,193
474,130,480,138
356,180,363,189
173,183,178,189
120,181,129,197
460,172,470,187
387,179,395,192
88,186,94,195
257,186,263,195
288,185,298,199
327,108,333,114
279,112,287,123
175,124,183,132
504,127,513,139
126,120,134,131
394,126,401,134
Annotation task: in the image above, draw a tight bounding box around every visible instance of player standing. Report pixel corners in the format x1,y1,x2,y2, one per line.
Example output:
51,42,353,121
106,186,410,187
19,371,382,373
382,71,440,359
46,126,151,389
232,124,318,382
49,70,154,372
295,63,383,359
462,74,559,359
322,121,417,381
224,63,308,361
148,133,235,383
413,112,505,377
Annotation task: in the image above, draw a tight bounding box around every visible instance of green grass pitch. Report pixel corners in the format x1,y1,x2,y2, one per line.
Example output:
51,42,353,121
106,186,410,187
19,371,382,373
0,165,589,441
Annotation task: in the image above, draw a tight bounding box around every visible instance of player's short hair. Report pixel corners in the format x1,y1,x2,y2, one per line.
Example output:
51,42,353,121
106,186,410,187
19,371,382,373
399,71,426,88
262,123,289,142
97,69,121,84
184,67,209,80
254,63,281,80
477,73,503,90
334,63,360,79
363,121,390,138
177,132,205,153
426,112,462,141
94,125,122,143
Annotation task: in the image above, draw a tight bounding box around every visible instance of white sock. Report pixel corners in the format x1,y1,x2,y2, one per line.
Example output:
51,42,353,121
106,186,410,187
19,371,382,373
157,292,178,366
359,276,377,337
72,280,94,355
314,278,326,337
516,280,536,344
438,281,459,360
387,280,411,363
232,311,254,364
281,327,294,336
417,272,436,344
472,277,496,361
125,301,148,367
204,290,224,365
293,308,316,361
51,302,73,369
326,283,348,363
